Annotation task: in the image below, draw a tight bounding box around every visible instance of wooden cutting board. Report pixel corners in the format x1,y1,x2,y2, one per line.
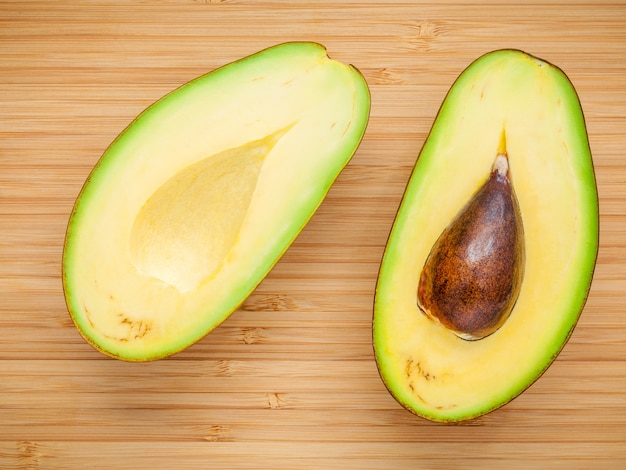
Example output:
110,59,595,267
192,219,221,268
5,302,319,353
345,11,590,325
1,1,625,468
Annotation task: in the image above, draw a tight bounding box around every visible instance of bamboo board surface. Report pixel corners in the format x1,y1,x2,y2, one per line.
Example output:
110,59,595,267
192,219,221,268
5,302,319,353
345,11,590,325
1,1,626,468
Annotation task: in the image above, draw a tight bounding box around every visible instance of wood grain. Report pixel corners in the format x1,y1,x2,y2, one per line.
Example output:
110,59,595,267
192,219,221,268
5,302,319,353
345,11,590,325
1,1,626,468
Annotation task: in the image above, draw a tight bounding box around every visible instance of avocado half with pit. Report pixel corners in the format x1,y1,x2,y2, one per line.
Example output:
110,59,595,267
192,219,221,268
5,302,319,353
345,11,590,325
63,42,370,361
373,49,598,422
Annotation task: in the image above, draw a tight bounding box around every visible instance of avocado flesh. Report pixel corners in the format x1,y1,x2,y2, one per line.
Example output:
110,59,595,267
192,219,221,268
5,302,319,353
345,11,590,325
63,42,370,361
374,49,598,422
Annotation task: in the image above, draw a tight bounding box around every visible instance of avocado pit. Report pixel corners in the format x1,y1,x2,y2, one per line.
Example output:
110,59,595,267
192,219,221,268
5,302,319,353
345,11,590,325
417,133,525,340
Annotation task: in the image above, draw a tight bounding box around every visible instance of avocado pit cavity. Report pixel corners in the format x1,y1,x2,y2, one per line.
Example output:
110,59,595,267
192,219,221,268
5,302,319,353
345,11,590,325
130,132,281,293
417,132,525,340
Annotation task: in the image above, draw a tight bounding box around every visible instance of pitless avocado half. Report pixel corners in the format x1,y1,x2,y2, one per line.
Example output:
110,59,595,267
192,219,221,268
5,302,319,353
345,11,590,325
374,49,598,422
63,42,371,361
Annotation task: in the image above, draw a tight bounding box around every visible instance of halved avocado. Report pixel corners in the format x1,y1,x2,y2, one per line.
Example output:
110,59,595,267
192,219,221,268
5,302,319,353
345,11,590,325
373,49,598,422
63,42,370,361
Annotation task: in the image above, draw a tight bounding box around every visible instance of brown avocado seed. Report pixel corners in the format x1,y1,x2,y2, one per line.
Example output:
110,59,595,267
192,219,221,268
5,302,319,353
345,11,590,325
417,134,524,340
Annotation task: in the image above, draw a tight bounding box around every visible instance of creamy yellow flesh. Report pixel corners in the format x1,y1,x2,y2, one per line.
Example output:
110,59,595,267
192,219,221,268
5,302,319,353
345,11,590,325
374,50,597,421
64,43,369,360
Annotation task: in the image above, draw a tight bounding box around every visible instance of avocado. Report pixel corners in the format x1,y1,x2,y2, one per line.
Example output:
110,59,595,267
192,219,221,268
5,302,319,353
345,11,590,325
63,42,370,361
373,49,598,422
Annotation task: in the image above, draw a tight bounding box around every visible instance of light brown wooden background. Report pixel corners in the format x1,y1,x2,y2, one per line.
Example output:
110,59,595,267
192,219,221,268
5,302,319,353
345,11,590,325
1,1,625,468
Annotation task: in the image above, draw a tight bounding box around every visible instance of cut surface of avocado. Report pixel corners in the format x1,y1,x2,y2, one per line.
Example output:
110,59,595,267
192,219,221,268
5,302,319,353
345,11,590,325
63,42,370,361
373,49,598,422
